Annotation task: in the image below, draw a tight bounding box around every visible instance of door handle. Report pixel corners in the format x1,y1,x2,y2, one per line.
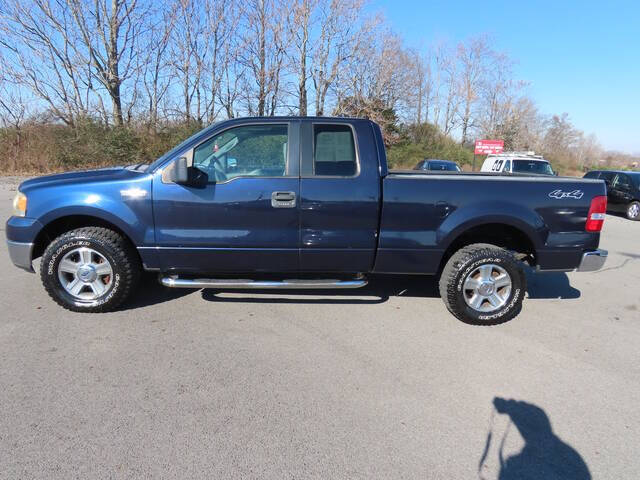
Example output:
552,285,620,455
271,191,296,208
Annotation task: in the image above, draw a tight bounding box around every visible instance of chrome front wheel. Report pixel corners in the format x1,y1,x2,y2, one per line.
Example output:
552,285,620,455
42,227,140,312
57,247,114,300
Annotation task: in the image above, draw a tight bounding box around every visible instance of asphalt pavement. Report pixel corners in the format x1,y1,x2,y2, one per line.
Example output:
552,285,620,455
1,178,639,479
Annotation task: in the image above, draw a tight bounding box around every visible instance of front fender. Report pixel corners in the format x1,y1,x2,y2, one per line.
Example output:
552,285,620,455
24,175,155,247
37,203,153,246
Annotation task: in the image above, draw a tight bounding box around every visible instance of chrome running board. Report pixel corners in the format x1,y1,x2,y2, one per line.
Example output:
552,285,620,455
160,277,368,289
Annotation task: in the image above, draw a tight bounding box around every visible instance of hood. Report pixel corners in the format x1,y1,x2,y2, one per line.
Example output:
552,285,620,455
19,166,145,193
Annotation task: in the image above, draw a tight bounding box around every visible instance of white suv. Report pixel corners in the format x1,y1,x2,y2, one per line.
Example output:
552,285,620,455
480,152,555,175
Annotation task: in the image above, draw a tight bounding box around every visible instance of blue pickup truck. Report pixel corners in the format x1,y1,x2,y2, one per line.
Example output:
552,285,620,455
6,117,608,324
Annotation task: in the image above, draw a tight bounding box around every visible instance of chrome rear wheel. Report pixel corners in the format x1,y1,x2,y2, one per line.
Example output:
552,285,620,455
462,263,512,313
439,243,526,325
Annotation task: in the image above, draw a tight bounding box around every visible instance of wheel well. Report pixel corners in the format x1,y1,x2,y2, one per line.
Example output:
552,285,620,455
32,215,140,261
440,223,536,272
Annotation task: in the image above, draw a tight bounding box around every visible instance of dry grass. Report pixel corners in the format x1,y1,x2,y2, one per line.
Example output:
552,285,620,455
0,121,201,174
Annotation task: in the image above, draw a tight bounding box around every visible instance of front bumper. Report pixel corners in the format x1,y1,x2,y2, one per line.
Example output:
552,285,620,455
6,216,43,273
576,249,607,272
6,240,34,272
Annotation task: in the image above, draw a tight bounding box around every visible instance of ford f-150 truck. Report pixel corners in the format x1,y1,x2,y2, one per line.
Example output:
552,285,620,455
6,117,608,324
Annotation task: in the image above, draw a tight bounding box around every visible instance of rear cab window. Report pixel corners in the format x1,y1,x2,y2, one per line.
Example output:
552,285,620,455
313,124,357,176
600,172,616,184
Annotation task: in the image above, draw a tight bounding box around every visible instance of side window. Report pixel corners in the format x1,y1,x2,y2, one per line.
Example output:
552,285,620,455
313,124,357,176
503,160,511,172
583,171,599,179
613,174,631,189
193,124,288,182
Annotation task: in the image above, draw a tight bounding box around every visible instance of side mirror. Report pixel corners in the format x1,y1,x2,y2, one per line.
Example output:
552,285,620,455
167,157,208,187
171,156,189,184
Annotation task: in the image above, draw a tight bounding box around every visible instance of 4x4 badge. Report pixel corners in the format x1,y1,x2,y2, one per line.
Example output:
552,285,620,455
548,189,584,199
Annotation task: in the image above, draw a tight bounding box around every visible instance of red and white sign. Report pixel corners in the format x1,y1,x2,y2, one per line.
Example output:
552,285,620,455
474,139,504,155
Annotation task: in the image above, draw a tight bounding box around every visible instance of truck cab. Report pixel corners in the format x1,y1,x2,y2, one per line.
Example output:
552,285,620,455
150,117,382,274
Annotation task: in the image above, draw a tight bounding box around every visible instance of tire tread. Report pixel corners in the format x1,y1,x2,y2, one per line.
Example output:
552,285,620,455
439,243,525,325
40,227,140,312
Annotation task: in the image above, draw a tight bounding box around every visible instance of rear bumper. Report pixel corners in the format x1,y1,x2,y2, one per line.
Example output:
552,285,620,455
576,249,607,272
6,240,34,272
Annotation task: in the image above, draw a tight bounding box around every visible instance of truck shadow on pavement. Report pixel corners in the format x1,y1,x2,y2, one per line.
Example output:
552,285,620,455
123,273,196,310
524,268,581,300
478,397,591,480
198,270,580,305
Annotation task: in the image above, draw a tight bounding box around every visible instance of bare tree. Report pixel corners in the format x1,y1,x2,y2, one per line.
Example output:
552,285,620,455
1,0,610,178
491,96,545,150
0,54,29,171
456,35,494,144
218,44,245,118
333,31,416,144
170,0,210,123
544,113,580,159
435,43,459,135
286,0,317,116
0,86,28,131
477,50,530,148
139,3,175,130
65,0,148,126
412,51,433,124
0,0,94,126
238,0,288,116
202,0,237,123
575,133,602,170
310,0,377,116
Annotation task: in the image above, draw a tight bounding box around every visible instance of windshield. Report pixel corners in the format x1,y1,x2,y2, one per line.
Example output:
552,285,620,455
429,161,460,171
512,160,554,175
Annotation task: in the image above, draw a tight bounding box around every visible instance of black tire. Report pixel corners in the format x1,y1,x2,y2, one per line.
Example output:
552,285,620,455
626,201,640,221
439,243,526,325
40,227,140,312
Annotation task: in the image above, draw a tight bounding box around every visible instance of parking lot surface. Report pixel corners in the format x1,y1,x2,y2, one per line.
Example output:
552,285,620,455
1,178,639,479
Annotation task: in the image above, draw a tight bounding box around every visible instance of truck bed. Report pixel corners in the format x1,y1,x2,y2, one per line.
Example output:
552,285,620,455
374,171,606,274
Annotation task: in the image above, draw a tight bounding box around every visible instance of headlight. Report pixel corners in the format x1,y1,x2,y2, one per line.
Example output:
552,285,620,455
12,192,27,217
